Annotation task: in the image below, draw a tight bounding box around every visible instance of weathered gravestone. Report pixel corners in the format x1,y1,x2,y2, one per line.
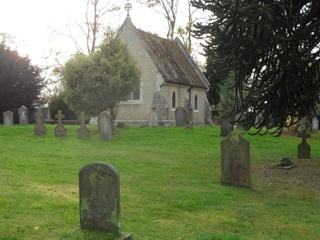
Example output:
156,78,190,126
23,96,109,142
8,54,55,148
297,129,311,159
3,111,13,127
18,105,29,125
54,110,67,137
312,117,319,130
220,132,251,188
175,106,187,127
77,112,90,139
79,162,132,239
34,107,46,135
98,111,113,141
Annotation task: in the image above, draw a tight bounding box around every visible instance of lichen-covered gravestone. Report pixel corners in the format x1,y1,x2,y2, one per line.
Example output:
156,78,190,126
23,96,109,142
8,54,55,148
79,162,132,239
297,129,311,159
54,110,67,137
18,105,29,125
34,107,46,135
98,111,113,141
3,111,13,127
220,132,251,188
77,112,90,139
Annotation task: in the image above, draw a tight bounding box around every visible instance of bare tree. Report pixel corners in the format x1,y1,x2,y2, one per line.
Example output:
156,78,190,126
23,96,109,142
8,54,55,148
137,0,179,40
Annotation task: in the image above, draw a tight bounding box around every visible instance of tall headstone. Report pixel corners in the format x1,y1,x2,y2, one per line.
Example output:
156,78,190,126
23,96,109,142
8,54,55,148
77,112,90,139
297,129,311,159
220,132,251,188
175,106,187,127
79,162,131,239
3,111,13,127
98,111,113,141
34,107,46,135
312,117,319,130
18,105,29,125
54,110,67,137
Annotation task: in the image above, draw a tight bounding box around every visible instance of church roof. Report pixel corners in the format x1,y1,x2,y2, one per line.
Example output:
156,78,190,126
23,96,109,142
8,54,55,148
120,16,209,90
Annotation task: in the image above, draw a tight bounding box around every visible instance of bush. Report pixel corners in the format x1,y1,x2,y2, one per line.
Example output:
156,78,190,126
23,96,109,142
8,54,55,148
48,94,77,120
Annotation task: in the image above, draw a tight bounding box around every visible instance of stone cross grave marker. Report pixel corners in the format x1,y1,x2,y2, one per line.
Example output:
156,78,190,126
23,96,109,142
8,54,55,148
220,132,251,188
77,112,90,139
297,129,311,159
54,110,67,137
3,111,13,127
18,105,29,125
175,106,187,127
79,162,132,239
98,111,113,141
34,107,46,135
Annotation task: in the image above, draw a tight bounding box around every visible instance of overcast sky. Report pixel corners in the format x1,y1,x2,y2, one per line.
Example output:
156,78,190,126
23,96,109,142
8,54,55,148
0,0,194,66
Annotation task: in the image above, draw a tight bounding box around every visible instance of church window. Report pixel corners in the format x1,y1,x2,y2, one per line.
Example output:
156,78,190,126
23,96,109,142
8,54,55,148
129,88,140,100
172,91,176,109
194,94,198,111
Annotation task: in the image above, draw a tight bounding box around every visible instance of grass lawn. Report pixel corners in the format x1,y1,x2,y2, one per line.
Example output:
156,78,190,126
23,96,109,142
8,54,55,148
0,124,319,240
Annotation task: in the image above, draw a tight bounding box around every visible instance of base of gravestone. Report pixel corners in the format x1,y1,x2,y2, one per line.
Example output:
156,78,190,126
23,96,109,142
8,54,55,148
121,233,133,240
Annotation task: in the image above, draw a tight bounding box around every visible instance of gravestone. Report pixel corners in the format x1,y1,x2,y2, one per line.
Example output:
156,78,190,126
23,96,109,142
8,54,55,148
79,162,131,239
34,107,46,135
220,132,251,188
77,112,90,139
220,117,234,137
54,110,67,137
18,105,29,125
312,117,319,130
98,111,113,141
175,106,187,127
297,129,311,159
3,111,13,127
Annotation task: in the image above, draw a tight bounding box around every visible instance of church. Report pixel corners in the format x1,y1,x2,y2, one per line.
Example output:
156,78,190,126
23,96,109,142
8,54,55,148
116,7,212,127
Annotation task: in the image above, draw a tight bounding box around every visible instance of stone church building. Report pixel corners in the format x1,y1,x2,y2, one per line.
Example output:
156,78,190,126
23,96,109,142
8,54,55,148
116,13,211,126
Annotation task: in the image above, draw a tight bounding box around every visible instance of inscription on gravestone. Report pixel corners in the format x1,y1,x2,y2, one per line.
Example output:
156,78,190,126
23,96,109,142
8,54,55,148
54,110,67,137
220,132,251,188
297,129,311,159
79,162,121,232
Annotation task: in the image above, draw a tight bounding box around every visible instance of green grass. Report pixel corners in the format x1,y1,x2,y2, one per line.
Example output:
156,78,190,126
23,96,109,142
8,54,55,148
0,125,319,239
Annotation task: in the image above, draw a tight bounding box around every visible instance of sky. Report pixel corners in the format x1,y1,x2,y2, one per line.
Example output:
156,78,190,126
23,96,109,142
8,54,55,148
0,0,195,67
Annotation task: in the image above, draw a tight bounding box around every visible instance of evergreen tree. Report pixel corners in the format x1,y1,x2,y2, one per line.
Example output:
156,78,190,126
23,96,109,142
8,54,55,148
0,43,44,123
192,0,320,135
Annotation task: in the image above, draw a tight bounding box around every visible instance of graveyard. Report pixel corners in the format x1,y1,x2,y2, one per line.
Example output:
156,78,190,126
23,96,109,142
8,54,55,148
0,124,319,239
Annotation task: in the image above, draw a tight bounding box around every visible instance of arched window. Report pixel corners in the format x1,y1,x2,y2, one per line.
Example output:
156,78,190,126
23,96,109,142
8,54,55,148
194,94,198,111
172,91,176,109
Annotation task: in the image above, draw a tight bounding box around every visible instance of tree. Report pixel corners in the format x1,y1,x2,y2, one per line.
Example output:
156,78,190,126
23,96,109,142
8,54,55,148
60,29,141,120
48,94,77,120
192,0,320,135
0,42,44,123
137,0,180,40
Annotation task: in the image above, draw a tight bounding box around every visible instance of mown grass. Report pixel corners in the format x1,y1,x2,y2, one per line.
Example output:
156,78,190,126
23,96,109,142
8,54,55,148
0,124,319,240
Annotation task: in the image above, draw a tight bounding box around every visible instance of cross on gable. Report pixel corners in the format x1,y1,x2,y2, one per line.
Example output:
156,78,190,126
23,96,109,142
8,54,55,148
298,129,311,142
125,2,132,16
55,110,65,124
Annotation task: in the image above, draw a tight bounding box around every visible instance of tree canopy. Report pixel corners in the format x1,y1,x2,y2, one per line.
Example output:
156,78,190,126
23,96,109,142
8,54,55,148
0,42,44,122
192,0,320,135
60,30,141,119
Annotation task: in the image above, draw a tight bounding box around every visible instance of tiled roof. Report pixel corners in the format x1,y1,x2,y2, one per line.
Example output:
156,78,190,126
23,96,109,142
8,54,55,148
137,29,208,89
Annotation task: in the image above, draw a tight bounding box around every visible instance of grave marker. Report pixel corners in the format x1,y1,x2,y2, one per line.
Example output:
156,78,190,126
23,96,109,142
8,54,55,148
54,110,67,137
18,105,29,125
98,111,113,141
79,162,131,239
297,129,311,159
34,107,46,135
220,132,251,188
77,112,90,138
175,106,187,127
3,111,13,127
